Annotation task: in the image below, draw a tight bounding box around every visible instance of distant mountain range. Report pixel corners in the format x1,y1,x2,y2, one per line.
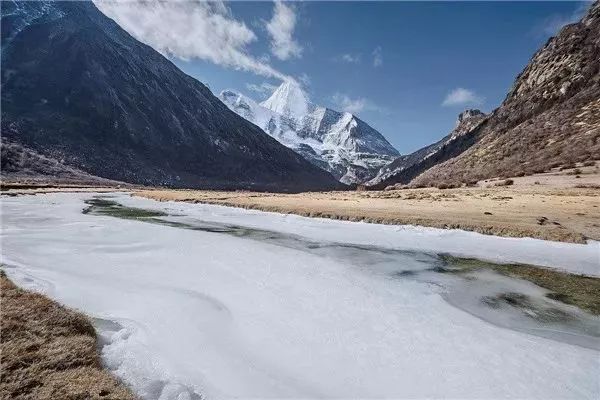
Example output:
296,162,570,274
220,81,399,184
371,1,599,189
1,0,342,192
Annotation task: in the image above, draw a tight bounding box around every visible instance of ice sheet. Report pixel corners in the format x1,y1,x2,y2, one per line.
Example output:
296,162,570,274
118,193,600,277
1,192,598,399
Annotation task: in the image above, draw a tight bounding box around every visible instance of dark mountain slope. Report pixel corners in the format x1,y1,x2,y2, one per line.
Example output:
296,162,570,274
1,140,124,186
375,2,600,188
1,1,342,192
369,110,486,187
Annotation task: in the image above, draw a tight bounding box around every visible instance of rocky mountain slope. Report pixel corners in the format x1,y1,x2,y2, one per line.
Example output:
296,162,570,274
220,81,399,184
1,0,342,192
1,140,125,186
369,110,487,186
373,2,599,189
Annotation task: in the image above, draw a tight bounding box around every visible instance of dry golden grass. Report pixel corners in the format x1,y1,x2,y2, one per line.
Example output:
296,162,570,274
136,173,600,244
0,271,136,400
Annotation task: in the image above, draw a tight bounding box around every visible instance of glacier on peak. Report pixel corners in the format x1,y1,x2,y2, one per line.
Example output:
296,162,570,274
220,82,399,184
260,80,311,120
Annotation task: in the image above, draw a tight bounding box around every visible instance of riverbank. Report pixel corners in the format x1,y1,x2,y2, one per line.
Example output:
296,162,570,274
135,180,599,244
0,271,136,400
4,165,599,244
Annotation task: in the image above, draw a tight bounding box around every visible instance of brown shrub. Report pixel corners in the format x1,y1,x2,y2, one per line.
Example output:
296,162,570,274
575,184,600,189
436,182,461,190
549,161,562,169
560,164,576,171
495,179,514,187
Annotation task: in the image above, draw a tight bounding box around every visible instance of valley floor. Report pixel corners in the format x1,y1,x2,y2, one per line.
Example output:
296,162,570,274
136,165,600,244
3,164,599,244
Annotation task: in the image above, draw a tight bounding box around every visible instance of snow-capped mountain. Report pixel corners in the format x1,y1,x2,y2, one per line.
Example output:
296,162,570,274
220,81,399,184
261,80,310,120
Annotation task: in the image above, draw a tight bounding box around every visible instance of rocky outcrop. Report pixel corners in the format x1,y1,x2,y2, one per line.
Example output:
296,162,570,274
1,1,343,192
1,140,124,186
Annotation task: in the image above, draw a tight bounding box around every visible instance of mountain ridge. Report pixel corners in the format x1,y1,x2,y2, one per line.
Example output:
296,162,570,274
369,109,487,186
1,0,343,192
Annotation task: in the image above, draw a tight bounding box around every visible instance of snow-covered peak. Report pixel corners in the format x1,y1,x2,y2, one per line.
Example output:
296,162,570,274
260,80,311,119
219,89,279,131
220,85,399,184
221,90,259,110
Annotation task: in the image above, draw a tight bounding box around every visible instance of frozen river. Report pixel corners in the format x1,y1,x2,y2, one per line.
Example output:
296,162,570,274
1,192,599,399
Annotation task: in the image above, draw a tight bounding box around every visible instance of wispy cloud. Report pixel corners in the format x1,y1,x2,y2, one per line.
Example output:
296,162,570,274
332,93,384,115
534,1,590,37
246,82,278,96
298,73,311,86
265,1,303,61
334,53,361,64
93,0,292,81
442,88,484,107
372,46,383,67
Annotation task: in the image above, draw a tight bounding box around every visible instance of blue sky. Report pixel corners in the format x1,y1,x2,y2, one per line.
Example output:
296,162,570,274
97,1,590,154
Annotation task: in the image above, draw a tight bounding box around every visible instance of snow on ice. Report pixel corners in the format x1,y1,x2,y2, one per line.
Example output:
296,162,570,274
1,192,598,400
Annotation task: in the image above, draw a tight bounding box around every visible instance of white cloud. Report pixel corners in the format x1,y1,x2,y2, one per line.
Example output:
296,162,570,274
298,73,311,86
246,82,278,96
442,88,484,107
93,0,292,81
372,46,383,67
336,95,366,114
265,1,303,61
335,53,361,63
535,2,590,37
332,93,383,115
